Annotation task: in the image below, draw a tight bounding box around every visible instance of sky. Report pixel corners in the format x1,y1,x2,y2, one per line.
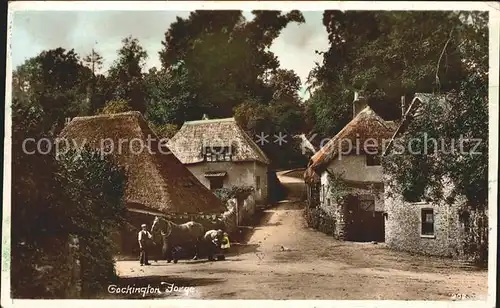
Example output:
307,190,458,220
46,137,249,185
9,10,330,98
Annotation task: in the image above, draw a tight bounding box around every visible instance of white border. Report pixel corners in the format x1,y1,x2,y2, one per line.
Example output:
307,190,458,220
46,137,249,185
2,2,499,308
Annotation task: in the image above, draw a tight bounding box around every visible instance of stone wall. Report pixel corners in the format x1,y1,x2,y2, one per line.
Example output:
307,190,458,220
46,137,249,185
384,187,464,257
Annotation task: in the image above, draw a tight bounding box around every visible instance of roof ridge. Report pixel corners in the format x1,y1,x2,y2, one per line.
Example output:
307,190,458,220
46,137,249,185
184,117,235,125
71,111,143,121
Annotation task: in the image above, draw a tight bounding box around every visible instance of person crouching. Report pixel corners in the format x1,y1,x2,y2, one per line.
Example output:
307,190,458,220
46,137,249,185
202,229,224,261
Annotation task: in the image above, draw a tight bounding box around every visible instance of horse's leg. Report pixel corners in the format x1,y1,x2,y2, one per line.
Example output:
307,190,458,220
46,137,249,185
163,240,172,263
192,240,199,260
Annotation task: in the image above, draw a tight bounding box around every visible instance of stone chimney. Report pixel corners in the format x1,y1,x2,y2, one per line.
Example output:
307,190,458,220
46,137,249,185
353,91,368,119
65,117,72,126
202,114,209,120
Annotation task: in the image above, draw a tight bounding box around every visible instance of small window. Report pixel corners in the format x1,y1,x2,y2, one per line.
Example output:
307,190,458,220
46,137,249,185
327,198,331,207
209,177,224,190
204,146,232,162
256,176,261,190
421,208,435,236
366,154,381,166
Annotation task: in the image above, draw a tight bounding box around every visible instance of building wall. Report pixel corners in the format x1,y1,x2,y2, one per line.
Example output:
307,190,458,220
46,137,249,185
319,154,384,211
384,182,464,257
186,161,268,204
325,154,383,183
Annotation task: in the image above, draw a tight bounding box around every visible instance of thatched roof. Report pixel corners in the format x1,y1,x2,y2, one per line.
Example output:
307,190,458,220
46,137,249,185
58,111,226,215
304,106,398,183
167,117,270,165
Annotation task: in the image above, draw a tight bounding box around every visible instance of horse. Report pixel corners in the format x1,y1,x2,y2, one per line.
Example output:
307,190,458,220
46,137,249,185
150,216,205,263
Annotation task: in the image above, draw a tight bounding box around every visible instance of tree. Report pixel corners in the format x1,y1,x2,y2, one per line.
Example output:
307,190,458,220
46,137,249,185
83,49,107,114
379,11,489,264
233,99,308,170
268,68,302,103
306,11,472,138
144,64,200,126
12,48,92,133
158,10,305,118
99,99,132,115
57,147,127,296
108,36,148,113
11,100,127,297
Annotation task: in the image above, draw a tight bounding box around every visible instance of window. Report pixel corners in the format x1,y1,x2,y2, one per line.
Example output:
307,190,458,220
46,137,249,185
203,146,233,162
327,198,331,207
366,154,381,166
421,208,435,236
209,177,224,190
256,176,261,190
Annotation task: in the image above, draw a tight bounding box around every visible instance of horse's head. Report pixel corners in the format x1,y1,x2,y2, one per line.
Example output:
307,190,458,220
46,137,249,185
151,216,171,241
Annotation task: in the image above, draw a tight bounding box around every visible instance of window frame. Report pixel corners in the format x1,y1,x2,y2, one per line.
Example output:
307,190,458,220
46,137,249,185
204,145,233,162
420,207,435,238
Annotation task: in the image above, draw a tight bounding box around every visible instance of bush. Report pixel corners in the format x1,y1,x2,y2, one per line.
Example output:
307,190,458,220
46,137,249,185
214,185,255,206
11,100,127,298
57,148,127,296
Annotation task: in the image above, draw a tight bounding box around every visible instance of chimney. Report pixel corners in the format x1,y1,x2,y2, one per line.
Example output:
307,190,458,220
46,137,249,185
65,117,72,126
353,91,368,119
400,96,406,120
202,114,209,120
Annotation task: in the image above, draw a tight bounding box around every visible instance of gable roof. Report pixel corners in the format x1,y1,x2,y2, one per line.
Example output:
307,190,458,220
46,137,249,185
382,93,448,156
304,106,398,183
167,117,270,165
58,111,226,215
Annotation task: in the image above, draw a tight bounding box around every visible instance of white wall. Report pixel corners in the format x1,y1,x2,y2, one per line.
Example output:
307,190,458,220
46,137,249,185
186,161,268,204
326,154,383,183
319,154,385,212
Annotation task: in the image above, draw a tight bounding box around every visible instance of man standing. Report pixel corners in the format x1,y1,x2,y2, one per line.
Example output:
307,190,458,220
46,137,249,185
138,223,152,266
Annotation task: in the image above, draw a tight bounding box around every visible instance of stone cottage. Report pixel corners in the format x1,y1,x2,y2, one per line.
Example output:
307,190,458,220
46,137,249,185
304,92,397,242
167,117,271,205
382,93,473,258
58,111,227,253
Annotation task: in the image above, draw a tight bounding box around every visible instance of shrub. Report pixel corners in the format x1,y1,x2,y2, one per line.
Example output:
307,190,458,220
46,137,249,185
57,147,127,296
11,100,127,298
214,185,255,206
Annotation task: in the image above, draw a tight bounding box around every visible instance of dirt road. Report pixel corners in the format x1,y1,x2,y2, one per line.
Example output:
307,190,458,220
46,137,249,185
113,201,487,300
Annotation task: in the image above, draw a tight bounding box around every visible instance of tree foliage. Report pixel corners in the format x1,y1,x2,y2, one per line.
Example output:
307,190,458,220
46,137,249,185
11,99,127,297
56,148,127,296
108,36,148,113
157,10,305,118
12,48,92,133
144,64,199,126
99,99,133,115
306,11,482,138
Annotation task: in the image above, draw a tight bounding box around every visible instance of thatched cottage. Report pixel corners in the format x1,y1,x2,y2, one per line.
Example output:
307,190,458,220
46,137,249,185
167,117,271,205
304,93,397,242
58,112,227,253
382,93,477,257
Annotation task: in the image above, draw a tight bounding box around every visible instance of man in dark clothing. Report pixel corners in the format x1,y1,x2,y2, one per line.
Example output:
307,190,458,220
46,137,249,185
138,223,152,266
